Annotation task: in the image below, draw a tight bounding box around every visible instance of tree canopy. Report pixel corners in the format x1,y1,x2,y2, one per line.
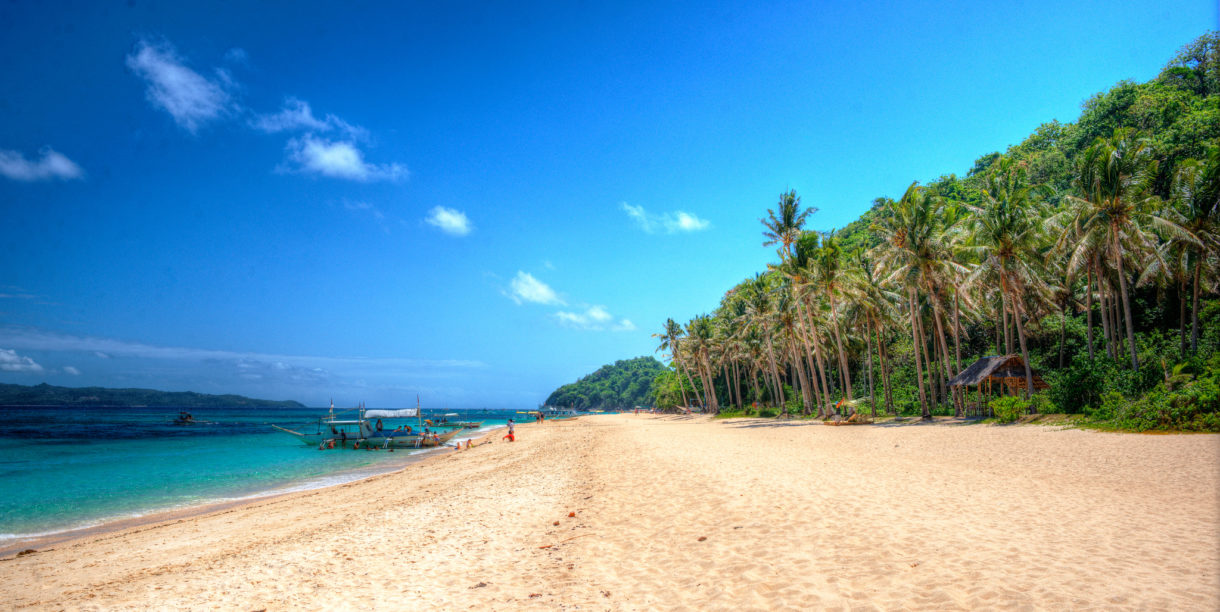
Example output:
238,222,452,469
544,356,668,410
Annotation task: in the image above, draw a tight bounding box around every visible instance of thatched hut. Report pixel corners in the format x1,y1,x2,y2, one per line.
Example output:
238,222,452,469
948,355,1048,416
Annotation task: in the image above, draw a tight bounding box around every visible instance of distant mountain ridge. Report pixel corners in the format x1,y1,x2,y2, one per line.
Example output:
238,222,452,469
544,356,667,410
0,383,305,408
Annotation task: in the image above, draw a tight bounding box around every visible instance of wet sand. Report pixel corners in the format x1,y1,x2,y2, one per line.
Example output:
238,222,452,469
1,414,1217,610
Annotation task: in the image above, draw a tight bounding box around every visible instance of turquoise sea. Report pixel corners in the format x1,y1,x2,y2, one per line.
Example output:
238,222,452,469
0,405,516,551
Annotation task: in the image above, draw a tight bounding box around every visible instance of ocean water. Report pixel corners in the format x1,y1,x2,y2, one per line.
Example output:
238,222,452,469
0,405,516,548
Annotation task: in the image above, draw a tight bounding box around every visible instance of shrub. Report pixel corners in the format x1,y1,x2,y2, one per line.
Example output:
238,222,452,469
1083,356,1220,431
1028,392,1057,414
990,396,1029,423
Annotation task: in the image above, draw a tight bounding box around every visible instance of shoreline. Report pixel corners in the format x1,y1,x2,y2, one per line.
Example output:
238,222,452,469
0,427,500,558
2,414,1216,609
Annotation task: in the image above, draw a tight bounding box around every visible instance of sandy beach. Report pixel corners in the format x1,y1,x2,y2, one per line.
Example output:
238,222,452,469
1,414,1217,610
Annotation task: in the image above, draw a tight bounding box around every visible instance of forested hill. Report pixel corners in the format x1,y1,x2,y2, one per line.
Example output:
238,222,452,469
545,357,668,410
0,383,305,408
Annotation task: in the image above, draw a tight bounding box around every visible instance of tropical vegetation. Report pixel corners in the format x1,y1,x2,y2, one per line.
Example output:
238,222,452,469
545,356,667,410
650,33,1220,431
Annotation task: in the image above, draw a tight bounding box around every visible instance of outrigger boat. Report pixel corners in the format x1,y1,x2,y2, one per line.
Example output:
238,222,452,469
169,411,213,425
272,401,459,450
428,413,483,429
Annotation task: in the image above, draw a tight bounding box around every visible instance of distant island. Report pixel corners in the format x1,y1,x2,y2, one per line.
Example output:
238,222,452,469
0,383,305,409
545,356,667,410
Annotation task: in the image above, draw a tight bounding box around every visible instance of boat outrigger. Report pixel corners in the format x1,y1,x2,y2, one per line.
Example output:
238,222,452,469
428,413,483,430
272,401,459,450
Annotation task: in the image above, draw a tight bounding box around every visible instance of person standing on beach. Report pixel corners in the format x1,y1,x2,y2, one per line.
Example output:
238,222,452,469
503,419,516,442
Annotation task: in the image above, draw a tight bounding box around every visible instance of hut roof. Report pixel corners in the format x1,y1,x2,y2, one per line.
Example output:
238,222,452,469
948,355,1049,389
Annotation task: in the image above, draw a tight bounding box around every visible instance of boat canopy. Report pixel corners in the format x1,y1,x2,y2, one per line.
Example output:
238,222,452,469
364,408,419,419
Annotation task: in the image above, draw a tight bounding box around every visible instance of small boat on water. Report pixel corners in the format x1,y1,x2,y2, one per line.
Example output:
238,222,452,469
428,413,483,429
170,411,213,425
272,402,459,450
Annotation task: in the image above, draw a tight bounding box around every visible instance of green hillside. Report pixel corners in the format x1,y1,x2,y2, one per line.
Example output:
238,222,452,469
545,357,668,410
0,383,306,408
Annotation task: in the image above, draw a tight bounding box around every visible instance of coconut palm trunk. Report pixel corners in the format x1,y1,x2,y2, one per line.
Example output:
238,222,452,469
930,297,960,416
680,357,703,409
865,318,877,418
874,317,893,413
1059,301,1068,368
731,360,743,410
793,297,829,412
909,288,930,419
952,292,963,372
1013,299,1036,399
1001,273,1036,398
1002,294,1012,354
763,335,783,408
828,293,854,400
809,324,833,415
749,365,761,406
1191,259,1202,354
788,341,812,415
914,302,939,408
1098,277,1113,358
1085,265,1095,360
1113,231,1139,370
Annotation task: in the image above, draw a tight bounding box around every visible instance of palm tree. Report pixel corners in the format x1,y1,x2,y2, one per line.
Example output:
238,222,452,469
1169,149,1219,354
741,274,785,409
811,231,854,401
966,156,1051,397
872,182,936,418
653,318,691,408
769,235,827,412
845,249,899,416
773,283,812,416
1062,128,1188,370
762,189,815,263
685,316,721,414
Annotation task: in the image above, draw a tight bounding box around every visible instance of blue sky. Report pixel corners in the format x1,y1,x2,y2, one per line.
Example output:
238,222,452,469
0,1,1214,408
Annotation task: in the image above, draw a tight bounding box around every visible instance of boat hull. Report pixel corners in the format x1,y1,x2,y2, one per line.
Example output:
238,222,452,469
273,425,459,449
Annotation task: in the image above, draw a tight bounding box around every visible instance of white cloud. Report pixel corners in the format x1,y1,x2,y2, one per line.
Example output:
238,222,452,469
553,306,635,331
252,98,330,132
285,135,406,182
126,39,233,133
63,366,81,375
620,202,710,234
425,206,472,236
669,211,711,232
344,200,385,221
251,98,366,139
586,305,613,323
223,47,249,65
508,271,564,305
0,348,43,372
0,285,38,299
0,148,83,182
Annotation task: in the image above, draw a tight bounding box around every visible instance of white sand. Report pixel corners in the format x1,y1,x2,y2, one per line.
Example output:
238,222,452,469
1,414,1217,610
